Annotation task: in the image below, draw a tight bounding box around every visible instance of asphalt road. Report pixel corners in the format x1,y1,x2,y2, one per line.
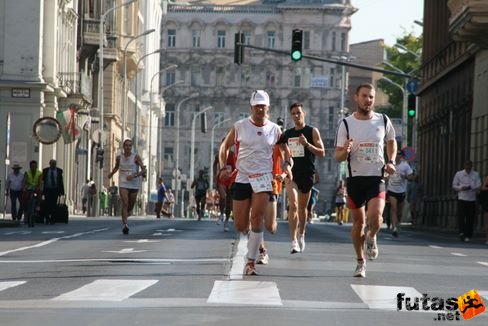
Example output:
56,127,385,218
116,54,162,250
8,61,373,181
0,216,487,326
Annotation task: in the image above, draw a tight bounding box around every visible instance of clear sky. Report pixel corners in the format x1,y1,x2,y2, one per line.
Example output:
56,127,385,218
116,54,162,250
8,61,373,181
349,0,424,46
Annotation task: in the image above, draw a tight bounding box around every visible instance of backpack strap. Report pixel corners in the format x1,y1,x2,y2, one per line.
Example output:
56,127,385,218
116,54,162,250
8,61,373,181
342,118,352,178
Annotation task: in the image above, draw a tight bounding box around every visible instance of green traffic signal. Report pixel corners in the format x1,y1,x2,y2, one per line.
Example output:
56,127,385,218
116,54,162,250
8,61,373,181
291,50,302,61
407,93,416,118
408,109,416,118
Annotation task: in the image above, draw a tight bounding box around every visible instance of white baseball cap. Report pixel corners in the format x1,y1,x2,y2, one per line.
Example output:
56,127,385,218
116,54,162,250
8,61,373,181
250,90,270,106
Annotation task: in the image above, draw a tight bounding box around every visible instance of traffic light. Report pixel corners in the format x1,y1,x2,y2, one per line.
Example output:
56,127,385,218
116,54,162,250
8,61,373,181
201,112,207,133
407,94,417,118
234,32,244,65
291,29,303,62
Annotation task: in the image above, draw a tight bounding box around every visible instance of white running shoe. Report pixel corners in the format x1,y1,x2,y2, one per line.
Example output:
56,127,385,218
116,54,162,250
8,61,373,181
290,240,301,254
223,221,229,232
299,235,306,252
366,234,379,260
256,250,269,265
353,261,366,277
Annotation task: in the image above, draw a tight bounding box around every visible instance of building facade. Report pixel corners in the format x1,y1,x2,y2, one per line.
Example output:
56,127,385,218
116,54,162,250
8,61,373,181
417,0,488,231
160,0,355,215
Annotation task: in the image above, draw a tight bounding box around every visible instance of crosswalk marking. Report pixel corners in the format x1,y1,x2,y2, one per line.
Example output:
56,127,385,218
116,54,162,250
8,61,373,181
52,279,158,301
351,285,422,310
229,233,248,280
478,262,488,267
451,252,467,257
0,281,26,291
207,280,282,306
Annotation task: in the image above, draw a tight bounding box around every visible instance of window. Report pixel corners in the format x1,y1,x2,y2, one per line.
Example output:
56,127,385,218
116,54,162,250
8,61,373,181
164,147,174,168
329,68,335,88
328,106,334,127
166,71,176,85
214,112,225,124
341,32,346,51
192,30,201,48
267,31,276,48
294,75,301,88
165,104,175,127
217,30,226,48
303,31,310,50
167,29,176,48
244,31,251,45
331,31,336,52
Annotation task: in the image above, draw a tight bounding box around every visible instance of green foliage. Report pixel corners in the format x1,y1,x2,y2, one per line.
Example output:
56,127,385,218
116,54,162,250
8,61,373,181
377,33,422,119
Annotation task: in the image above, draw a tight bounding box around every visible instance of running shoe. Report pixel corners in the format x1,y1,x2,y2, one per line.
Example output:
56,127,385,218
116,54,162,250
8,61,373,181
353,260,366,277
223,221,229,232
366,234,378,260
290,240,301,254
256,250,269,265
392,227,399,237
464,237,470,243
299,235,306,252
244,261,257,275
122,224,129,235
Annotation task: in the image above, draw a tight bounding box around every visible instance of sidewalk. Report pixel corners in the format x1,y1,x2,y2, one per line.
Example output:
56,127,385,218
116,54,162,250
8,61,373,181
0,217,20,228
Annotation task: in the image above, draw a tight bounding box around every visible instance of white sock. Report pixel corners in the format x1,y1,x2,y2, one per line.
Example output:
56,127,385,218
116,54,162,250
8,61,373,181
247,231,263,260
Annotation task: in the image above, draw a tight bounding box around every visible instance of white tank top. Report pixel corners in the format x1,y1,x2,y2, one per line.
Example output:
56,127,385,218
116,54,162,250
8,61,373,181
118,153,140,190
234,118,281,183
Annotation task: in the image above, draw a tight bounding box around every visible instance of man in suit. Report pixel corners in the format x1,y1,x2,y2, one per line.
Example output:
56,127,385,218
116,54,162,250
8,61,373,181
42,159,65,224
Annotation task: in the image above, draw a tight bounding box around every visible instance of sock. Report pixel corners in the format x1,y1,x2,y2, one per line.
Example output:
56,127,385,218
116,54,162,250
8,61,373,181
247,231,263,260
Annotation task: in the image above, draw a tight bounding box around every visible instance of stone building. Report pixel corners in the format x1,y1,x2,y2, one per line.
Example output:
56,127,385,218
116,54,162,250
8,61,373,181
160,0,356,215
417,0,488,232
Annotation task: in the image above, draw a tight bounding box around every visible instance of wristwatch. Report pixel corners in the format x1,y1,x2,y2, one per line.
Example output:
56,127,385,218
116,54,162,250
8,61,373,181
388,160,395,165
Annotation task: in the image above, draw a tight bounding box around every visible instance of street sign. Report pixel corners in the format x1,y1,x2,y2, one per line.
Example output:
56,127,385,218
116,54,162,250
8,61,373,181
406,79,418,93
401,146,416,161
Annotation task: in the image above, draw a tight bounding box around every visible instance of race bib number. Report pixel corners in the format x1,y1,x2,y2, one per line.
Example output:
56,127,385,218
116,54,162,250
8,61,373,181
249,173,273,193
357,142,381,163
288,137,304,157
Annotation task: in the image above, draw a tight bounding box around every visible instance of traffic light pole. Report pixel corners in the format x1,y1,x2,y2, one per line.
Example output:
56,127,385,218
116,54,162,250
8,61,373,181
236,43,416,79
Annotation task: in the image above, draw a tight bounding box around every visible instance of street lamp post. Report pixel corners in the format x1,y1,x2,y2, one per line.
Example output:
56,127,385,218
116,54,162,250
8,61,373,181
174,93,199,216
380,76,407,146
146,66,178,199
133,48,163,150
122,29,155,143
209,118,231,186
190,106,213,184
98,0,136,185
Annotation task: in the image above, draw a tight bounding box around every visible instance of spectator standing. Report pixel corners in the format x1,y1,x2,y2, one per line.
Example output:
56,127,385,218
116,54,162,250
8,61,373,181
22,160,43,226
6,164,24,221
452,160,481,243
107,181,119,216
191,170,209,221
165,188,175,218
406,169,422,225
41,159,65,224
80,180,90,214
155,177,170,219
87,181,97,217
335,83,397,278
335,180,347,225
479,175,488,245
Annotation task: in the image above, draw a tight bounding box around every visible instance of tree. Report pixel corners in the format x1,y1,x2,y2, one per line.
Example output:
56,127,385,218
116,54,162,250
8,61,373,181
376,33,422,119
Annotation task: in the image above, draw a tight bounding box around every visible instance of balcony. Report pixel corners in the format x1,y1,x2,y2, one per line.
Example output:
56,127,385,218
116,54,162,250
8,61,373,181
448,0,488,48
57,72,93,110
80,18,118,68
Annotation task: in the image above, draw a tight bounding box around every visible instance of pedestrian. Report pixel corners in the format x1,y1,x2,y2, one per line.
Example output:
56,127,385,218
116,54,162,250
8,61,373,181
278,102,325,253
41,159,65,224
386,150,414,237
218,90,292,275
335,179,347,225
6,164,24,221
406,169,421,225
107,181,119,216
335,83,397,278
107,137,146,234
165,188,175,218
212,139,236,231
452,160,481,243
87,180,97,217
191,170,209,221
80,180,90,214
479,175,488,245
155,177,170,219
22,160,43,227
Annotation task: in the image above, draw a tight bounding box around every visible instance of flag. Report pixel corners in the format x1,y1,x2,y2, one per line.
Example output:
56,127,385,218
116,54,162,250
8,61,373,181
56,105,80,144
